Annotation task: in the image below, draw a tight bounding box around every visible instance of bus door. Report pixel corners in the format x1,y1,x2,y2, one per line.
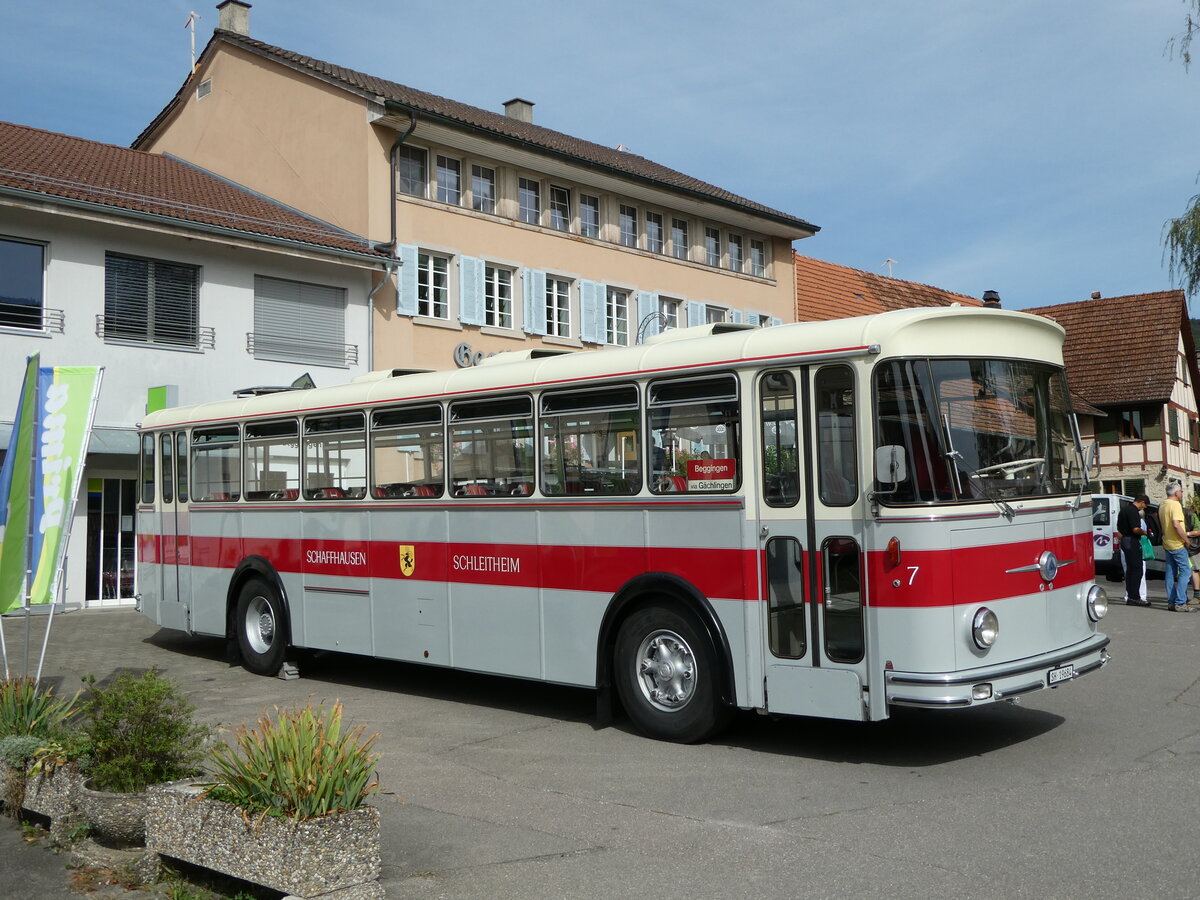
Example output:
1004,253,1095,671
157,431,191,631
757,365,870,721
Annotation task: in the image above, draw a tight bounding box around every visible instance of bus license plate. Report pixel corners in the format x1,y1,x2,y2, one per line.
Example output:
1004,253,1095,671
1048,664,1075,686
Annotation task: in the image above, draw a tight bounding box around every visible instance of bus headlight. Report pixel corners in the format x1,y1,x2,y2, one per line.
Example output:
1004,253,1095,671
1086,585,1108,622
972,607,999,649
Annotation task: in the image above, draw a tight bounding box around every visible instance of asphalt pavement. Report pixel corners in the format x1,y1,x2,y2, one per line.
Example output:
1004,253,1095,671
1,575,1198,899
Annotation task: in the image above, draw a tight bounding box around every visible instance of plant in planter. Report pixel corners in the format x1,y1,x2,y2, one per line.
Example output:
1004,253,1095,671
0,678,81,822
147,701,385,900
76,669,209,848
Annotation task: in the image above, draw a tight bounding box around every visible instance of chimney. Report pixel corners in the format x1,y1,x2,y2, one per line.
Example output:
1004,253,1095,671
217,0,251,35
503,98,534,124
981,290,1002,309
1091,291,1101,299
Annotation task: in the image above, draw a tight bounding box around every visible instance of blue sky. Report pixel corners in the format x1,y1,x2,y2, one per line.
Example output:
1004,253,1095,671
3,0,1199,312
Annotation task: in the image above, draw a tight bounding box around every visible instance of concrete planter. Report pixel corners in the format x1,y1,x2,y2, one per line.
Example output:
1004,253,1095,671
78,780,149,848
1,762,84,842
146,780,382,900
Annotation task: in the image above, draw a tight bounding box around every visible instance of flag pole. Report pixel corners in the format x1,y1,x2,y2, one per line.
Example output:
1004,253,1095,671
34,367,105,686
21,359,40,678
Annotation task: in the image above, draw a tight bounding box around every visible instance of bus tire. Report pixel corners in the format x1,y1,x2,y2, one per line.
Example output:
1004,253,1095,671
235,577,289,676
614,603,729,743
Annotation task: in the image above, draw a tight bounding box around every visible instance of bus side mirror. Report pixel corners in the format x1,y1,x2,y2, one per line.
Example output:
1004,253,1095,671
875,445,908,486
1083,440,1099,478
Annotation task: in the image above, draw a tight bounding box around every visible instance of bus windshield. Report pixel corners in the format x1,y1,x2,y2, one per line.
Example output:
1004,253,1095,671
874,358,1084,503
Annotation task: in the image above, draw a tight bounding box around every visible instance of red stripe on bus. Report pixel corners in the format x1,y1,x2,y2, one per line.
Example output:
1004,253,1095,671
141,532,1095,608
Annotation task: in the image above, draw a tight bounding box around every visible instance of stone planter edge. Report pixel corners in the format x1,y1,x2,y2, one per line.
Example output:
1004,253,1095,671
145,779,382,900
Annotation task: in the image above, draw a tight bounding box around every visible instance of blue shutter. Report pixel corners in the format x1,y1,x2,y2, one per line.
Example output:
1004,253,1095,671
396,244,419,316
524,269,548,335
580,280,603,343
744,311,761,327
770,316,783,328
459,256,484,325
730,308,743,324
686,301,705,328
637,291,658,341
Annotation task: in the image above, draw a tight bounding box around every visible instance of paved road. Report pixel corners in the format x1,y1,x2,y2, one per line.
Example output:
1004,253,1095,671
1,580,1198,899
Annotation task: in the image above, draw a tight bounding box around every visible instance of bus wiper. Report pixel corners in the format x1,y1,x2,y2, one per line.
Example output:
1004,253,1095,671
942,413,1014,520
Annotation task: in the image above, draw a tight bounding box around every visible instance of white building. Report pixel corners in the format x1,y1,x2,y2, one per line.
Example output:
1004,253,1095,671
0,120,389,608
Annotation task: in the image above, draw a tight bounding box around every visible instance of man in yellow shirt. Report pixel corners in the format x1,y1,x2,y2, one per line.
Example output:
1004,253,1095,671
1160,482,1198,612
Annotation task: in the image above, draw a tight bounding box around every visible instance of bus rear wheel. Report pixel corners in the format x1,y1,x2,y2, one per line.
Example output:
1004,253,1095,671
614,603,728,743
235,577,289,676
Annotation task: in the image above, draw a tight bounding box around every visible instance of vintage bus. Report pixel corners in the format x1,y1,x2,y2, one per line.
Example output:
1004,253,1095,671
136,306,1110,742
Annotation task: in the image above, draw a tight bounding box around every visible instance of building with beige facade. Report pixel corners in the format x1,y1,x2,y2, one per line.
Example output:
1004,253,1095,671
134,2,817,374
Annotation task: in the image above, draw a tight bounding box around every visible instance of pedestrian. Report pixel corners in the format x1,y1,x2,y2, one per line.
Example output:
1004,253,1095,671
1160,482,1199,612
1117,494,1151,606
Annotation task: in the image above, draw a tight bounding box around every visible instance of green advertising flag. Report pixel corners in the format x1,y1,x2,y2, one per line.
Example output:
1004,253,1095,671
28,366,103,606
0,355,40,615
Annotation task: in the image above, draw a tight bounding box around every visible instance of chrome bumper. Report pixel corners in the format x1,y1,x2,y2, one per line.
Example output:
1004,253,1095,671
885,634,1111,708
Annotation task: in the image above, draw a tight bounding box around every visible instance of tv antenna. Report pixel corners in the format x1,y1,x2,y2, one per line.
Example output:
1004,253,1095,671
184,11,201,70
883,258,898,277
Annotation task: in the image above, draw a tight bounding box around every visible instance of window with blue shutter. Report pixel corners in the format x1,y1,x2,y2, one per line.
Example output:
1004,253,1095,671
580,280,603,343
523,269,548,334
686,300,705,328
459,256,484,325
637,291,658,341
396,244,419,316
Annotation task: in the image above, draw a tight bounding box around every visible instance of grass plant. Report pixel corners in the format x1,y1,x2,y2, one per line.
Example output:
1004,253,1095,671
207,700,380,820
0,678,79,736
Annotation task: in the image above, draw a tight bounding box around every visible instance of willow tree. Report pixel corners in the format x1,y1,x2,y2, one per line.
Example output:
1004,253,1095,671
1165,1,1200,293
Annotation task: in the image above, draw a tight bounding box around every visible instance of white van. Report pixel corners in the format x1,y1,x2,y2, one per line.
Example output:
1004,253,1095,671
1091,494,1167,581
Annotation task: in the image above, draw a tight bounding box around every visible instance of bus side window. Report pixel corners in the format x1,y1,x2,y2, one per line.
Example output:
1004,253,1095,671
449,396,534,498
370,405,445,499
305,413,366,500
648,373,740,494
540,385,641,496
767,536,806,659
823,537,864,664
139,433,156,505
759,371,799,507
192,426,241,502
244,420,300,501
160,433,174,505
816,366,857,506
175,432,189,503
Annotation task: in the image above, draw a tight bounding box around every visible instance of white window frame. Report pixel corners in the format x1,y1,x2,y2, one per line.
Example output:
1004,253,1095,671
645,211,665,254
418,252,451,319
728,233,744,272
704,227,721,267
485,265,515,329
546,276,572,338
750,238,767,277
579,194,600,238
619,204,638,248
398,145,428,198
549,185,571,232
436,155,462,205
471,164,496,214
606,286,630,346
671,218,689,260
658,297,680,331
0,235,47,332
705,304,728,324
519,177,541,225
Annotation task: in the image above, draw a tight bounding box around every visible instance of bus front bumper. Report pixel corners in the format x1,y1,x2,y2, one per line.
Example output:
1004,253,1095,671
884,634,1111,709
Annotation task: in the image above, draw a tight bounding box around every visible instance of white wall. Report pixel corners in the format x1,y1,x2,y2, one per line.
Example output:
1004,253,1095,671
0,206,375,428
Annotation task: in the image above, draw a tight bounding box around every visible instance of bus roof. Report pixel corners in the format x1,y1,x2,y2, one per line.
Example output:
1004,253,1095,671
141,306,1066,430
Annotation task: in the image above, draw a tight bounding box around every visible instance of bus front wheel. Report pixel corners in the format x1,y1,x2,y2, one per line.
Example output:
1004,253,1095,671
235,578,289,676
614,603,728,743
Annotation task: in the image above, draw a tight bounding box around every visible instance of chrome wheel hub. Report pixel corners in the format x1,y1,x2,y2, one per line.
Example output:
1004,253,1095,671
635,629,696,712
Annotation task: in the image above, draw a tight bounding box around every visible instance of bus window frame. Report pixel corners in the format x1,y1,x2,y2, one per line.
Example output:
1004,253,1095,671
370,403,446,500
303,412,367,501
646,371,741,495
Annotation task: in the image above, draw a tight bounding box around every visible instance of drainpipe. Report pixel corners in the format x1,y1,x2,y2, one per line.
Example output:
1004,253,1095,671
368,109,418,371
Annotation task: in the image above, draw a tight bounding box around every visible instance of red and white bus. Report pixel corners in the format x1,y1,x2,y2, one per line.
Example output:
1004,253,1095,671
136,307,1109,742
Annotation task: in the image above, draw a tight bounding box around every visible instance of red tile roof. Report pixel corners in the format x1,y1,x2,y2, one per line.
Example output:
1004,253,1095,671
1024,291,1194,406
794,252,981,321
0,120,384,260
135,31,817,236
